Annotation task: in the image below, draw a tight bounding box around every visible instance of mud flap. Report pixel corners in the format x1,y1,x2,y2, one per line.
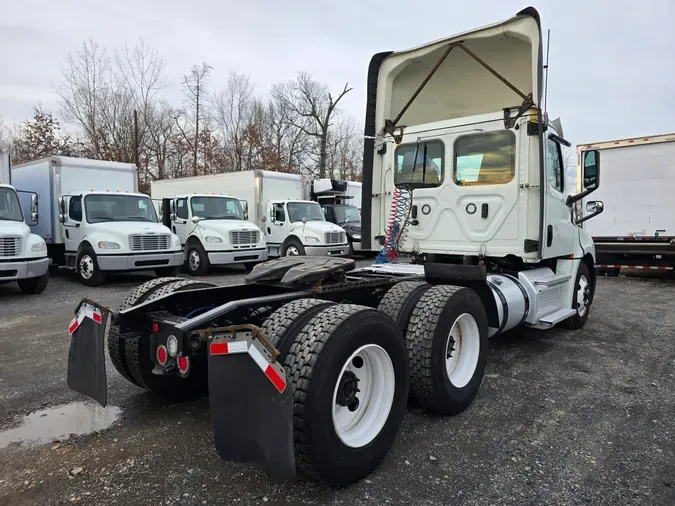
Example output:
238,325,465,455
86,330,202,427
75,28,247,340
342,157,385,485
206,328,296,481
66,299,110,408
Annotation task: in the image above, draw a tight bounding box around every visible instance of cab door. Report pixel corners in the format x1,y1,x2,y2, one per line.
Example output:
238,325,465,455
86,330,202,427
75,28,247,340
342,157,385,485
172,197,192,245
540,132,576,259
63,195,84,254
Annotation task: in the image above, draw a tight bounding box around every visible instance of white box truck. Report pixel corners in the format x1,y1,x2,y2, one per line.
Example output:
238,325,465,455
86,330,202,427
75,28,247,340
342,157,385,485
0,153,49,294
151,170,348,258
578,133,675,274
11,156,183,286
151,178,268,275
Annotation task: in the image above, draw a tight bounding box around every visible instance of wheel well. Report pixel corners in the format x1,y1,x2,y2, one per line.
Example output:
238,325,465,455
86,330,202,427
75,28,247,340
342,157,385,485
582,253,596,299
282,235,302,248
77,241,93,255
186,236,202,248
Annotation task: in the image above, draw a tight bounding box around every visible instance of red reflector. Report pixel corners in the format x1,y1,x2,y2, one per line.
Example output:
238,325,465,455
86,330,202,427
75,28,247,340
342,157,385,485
265,365,286,393
156,345,168,366
210,342,228,355
178,355,189,374
152,322,159,333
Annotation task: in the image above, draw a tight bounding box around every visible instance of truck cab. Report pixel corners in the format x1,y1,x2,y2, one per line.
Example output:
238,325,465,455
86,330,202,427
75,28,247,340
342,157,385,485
266,199,348,257
58,191,183,285
164,194,268,275
0,182,49,294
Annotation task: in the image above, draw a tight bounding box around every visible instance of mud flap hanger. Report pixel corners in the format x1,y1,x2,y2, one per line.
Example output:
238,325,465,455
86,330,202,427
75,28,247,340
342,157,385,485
383,41,534,143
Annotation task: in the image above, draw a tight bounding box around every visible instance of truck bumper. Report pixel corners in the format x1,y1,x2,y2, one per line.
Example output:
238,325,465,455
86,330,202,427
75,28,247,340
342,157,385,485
96,251,183,271
305,244,349,257
208,248,268,265
0,257,49,281
351,240,362,252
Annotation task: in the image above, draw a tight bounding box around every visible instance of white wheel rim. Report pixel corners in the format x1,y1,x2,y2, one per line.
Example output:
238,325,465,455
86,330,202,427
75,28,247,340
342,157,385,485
331,344,395,448
576,275,589,316
445,313,480,388
286,246,300,256
189,250,200,270
79,255,94,280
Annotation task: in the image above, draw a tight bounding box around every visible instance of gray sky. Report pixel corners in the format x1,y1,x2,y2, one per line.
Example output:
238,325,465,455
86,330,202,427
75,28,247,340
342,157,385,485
1,0,673,147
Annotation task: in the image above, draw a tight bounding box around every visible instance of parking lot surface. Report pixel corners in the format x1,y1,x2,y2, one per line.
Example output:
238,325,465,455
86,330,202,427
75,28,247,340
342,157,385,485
0,266,674,506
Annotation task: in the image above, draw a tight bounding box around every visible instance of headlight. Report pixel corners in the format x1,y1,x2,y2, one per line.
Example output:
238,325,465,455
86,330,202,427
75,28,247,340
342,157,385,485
205,236,223,243
304,236,320,243
98,241,121,249
167,335,179,357
352,234,361,240
173,236,181,247
31,242,47,252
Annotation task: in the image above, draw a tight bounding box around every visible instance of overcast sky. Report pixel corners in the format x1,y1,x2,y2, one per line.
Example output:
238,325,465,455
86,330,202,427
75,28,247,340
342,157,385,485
1,0,673,147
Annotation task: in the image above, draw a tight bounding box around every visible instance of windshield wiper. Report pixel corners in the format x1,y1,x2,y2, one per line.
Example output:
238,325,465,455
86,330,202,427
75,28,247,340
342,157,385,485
120,216,156,222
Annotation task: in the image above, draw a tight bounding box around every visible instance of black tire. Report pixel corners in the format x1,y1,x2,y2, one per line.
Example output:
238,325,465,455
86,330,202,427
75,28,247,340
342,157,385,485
107,277,183,385
377,281,431,334
186,241,209,276
154,266,180,277
260,298,335,359
125,279,215,401
561,262,593,330
76,247,106,286
243,262,258,272
605,268,620,277
18,273,49,294
346,240,354,259
406,285,489,415
281,239,305,257
285,304,409,486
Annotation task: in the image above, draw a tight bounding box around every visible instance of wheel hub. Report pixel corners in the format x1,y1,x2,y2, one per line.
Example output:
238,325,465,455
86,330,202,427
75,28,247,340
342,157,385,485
189,250,200,270
336,370,360,411
79,256,94,279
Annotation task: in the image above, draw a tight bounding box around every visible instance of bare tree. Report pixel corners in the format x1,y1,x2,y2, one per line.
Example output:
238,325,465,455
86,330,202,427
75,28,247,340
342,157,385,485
213,72,255,171
272,72,352,178
12,105,75,164
55,38,111,158
180,63,212,176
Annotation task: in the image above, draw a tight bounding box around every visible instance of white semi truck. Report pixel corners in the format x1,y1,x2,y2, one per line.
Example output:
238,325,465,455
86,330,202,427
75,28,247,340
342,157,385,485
151,178,268,275
577,133,675,274
0,153,49,294
12,156,182,286
152,170,348,259
66,7,604,487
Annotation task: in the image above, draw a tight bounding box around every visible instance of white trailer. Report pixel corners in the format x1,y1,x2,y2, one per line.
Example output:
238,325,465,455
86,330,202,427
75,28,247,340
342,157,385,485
151,178,268,275
0,153,49,294
151,170,348,258
12,156,182,285
577,133,675,274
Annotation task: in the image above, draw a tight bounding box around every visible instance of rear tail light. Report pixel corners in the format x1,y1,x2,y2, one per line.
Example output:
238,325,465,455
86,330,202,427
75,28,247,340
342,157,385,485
152,322,160,333
178,355,190,375
156,345,168,366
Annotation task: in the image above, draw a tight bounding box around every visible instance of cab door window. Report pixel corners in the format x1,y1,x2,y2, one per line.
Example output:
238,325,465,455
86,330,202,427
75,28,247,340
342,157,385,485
547,138,564,193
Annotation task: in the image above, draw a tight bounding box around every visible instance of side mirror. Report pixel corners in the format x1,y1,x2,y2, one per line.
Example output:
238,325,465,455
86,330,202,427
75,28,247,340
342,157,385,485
566,149,601,206
29,193,39,223
582,150,599,190
191,215,200,224
169,213,176,221
576,200,604,225
58,197,67,223
302,217,307,224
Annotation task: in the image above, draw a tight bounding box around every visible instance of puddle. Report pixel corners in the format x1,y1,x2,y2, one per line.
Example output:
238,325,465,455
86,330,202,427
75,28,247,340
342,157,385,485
0,402,122,449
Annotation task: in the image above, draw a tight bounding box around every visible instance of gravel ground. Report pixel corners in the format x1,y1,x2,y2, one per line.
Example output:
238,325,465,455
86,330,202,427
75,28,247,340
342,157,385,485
0,265,674,506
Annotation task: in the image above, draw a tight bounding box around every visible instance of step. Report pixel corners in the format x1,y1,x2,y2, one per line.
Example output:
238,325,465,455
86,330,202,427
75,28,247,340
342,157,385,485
533,274,571,288
538,308,576,327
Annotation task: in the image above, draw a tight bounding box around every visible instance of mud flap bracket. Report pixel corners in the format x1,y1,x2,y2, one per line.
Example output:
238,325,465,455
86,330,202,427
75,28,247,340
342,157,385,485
66,298,111,407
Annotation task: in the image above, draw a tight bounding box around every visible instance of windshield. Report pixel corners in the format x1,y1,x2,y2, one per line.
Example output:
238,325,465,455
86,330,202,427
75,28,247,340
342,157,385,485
287,202,325,222
332,205,360,224
0,187,24,222
84,194,158,224
191,196,244,220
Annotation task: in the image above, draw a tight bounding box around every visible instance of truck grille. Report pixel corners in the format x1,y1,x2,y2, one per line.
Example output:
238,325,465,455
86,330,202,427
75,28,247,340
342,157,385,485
0,237,21,257
325,231,346,244
129,234,170,251
230,230,259,246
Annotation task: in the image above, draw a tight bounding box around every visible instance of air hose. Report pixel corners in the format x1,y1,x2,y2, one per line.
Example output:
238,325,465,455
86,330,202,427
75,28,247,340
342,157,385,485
376,185,413,264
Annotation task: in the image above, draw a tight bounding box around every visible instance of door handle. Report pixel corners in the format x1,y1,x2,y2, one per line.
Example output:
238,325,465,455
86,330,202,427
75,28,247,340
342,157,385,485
481,203,488,219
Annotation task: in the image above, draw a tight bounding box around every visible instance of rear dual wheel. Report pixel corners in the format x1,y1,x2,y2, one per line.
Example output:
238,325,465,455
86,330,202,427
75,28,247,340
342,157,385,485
380,282,489,415
262,300,408,486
